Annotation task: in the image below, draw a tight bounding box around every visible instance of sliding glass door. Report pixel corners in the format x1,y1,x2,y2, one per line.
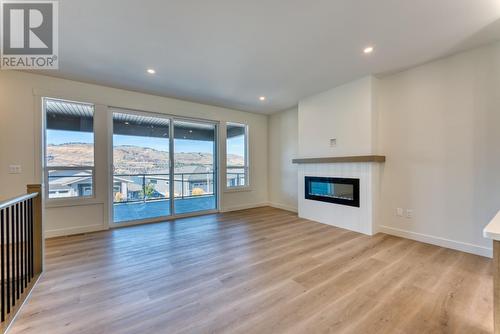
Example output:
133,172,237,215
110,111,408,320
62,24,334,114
112,112,171,223
112,110,217,224
173,120,217,214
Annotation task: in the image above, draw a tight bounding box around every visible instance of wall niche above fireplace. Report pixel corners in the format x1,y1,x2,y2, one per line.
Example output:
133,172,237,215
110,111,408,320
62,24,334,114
304,176,360,207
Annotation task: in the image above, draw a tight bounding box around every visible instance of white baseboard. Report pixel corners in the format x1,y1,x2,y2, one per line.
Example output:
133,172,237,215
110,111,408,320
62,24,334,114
268,202,298,213
45,224,109,238
379,225,492,258
220,202,269,213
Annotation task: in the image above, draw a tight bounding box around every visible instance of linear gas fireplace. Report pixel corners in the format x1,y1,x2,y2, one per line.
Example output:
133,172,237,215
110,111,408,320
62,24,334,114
305,176,360,207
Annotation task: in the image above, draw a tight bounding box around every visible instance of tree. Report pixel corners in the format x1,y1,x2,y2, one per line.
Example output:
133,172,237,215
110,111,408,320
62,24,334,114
114,192,123,202
191,187,205,196
141,183,156,199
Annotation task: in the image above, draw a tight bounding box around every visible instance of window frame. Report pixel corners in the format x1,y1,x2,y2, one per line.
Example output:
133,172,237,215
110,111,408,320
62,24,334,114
225,122,250,191
43,97,97,203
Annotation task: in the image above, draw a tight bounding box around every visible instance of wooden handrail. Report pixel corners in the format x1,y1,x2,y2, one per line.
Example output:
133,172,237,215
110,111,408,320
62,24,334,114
0,194,38,211
0,184,43,334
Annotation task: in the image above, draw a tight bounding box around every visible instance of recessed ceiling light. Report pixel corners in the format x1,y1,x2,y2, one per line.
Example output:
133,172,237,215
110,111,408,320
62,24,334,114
147,68,156,74
363,46,374,54
259,96,266,101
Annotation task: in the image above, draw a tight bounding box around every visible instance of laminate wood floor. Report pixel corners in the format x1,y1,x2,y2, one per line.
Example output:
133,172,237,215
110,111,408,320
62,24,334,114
8,207,493,334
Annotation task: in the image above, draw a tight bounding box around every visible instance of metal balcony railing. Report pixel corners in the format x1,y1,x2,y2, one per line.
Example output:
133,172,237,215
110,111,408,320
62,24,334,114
226,166,247,187
112,172,243,204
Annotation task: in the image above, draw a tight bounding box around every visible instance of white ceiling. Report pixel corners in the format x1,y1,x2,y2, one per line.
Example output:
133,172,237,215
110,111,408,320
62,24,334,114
42,0,500,114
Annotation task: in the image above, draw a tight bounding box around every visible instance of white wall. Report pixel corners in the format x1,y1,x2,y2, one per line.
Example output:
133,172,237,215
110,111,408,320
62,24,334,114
268,107,298,212
377,42,500,257
0,71,268,236
273,42,500,257
298,76,379,157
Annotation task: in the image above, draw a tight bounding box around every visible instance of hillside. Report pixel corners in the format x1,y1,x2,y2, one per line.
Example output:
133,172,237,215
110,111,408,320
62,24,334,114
47,143,244,174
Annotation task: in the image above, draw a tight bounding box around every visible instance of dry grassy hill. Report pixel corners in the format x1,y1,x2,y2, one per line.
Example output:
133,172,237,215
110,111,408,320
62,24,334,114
47,143,243,174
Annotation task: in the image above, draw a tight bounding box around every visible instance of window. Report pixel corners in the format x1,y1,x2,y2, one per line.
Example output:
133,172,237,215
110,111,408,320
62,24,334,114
44,98,95,199
226,122,248,188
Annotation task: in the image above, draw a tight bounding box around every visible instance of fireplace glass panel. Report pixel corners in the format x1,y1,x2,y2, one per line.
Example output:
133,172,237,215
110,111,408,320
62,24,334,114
309,181,354,201
305,176,360,207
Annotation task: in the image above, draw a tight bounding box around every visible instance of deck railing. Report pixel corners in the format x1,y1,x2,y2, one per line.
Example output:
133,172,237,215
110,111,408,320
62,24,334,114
226,166,247,187
113,171,242,204
0,185,43,333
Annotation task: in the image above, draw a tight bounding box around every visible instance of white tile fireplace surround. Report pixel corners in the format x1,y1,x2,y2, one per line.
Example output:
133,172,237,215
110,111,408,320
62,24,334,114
295,77,384,236
296,160,382,235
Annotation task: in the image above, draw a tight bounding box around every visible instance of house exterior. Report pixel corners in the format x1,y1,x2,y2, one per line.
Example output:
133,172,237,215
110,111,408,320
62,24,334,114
49,166,242,201
112,166,218,203
47,170,93,198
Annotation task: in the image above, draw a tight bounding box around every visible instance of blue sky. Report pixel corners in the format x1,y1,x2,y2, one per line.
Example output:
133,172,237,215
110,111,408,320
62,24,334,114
47,130,244,155
47,130,93,144
226,134,244,156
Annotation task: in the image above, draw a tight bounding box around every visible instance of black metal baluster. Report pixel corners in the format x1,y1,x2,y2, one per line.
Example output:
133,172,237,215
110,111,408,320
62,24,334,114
5,207,10,314
29,199,33,279
28,199,31,281
11,204,15,307
20,202,24,294
22,201,26,290
24,200,28,288
26,200,31,283
16,203,20,300
1,209,5,321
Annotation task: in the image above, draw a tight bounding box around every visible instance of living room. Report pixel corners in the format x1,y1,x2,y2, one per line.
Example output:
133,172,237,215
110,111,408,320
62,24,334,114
1,1,500,333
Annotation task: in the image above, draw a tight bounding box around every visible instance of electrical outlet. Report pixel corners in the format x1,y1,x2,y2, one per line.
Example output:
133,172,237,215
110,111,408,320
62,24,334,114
406,209,413,219
8,165,22,174
396,208,404,217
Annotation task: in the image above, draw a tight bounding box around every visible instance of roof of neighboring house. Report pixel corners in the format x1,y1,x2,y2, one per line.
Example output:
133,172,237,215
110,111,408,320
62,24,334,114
48,172,92,187
127,183,143,192
114,176,134,183
174,165,215,181
48,184,73,192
